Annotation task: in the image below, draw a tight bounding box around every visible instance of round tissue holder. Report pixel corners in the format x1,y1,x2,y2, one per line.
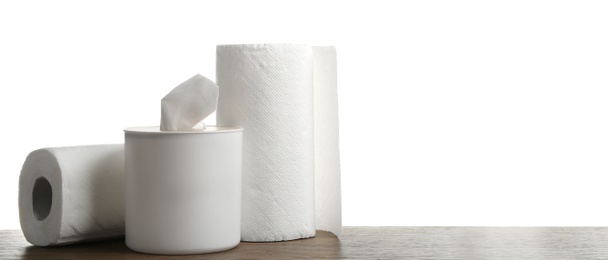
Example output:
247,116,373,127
124,126,243,255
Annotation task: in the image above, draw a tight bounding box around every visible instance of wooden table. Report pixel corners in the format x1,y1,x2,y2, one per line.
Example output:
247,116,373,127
2,227,608,259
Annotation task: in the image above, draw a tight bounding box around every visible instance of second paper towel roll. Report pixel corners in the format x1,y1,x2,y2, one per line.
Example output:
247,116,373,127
217,44,342,242
19,145,124,246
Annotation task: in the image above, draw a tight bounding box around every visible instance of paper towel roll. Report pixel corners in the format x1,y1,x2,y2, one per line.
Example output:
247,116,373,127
19,144,124,246
217,44,342,242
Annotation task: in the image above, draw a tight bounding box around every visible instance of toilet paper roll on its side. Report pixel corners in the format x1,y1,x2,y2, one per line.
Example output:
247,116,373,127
19,144,125,246
217,44,342,242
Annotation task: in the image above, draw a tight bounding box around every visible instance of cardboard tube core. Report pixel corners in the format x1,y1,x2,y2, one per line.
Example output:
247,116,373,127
32,177,52,221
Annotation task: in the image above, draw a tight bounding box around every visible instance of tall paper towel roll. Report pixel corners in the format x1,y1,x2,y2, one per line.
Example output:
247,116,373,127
217,44,341,242
19,144,124,246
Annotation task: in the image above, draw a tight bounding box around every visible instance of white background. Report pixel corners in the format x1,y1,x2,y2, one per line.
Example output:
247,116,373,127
1,0,608,229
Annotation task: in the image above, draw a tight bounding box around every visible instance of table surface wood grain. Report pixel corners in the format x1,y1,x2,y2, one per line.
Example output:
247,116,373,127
3,227,608,259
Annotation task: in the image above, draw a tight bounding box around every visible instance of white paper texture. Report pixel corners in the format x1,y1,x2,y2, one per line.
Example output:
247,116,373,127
313,46,342,236
19,145,124,246
160,74,219,131
217,44,342,242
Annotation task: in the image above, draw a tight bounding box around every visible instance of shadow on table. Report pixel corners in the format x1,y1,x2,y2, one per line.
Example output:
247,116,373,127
21,237,132,260
20,231,342,259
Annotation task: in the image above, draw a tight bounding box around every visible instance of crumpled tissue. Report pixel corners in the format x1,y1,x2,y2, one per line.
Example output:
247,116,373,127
160,74,219,131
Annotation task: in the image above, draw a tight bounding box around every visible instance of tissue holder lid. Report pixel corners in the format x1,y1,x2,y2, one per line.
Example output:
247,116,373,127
125,126,243,135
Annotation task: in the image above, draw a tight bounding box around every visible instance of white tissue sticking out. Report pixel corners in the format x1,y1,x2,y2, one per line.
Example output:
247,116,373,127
160,74,219,131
